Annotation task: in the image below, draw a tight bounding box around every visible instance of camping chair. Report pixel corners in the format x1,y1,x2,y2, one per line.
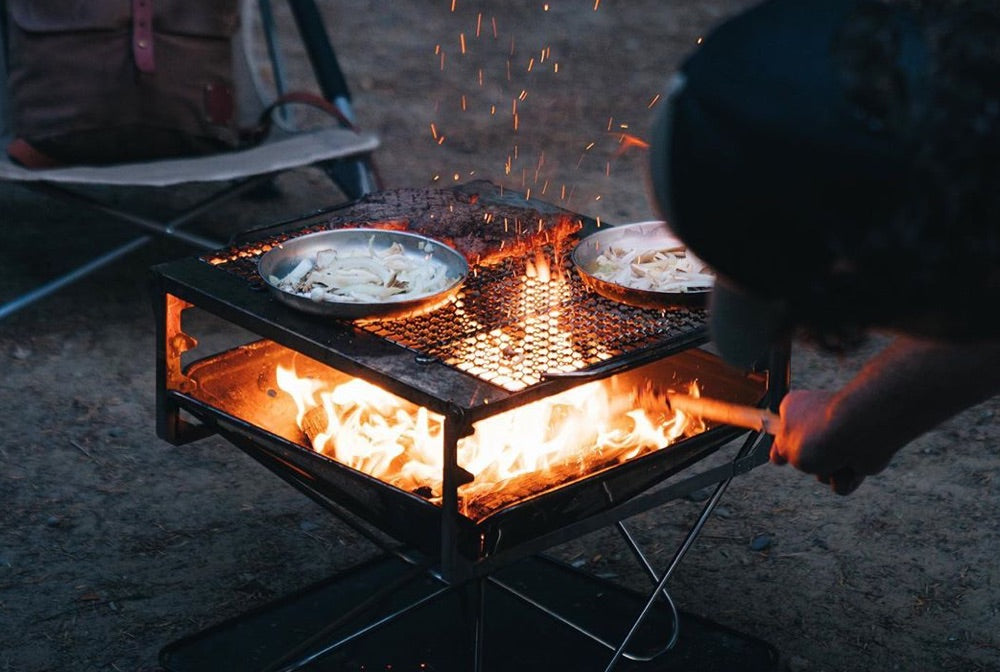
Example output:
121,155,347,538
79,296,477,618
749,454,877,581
0,0,381,320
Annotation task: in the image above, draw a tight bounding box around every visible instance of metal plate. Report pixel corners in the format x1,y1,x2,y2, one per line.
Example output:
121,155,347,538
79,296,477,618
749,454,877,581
571,220,712,309
258,228,468,319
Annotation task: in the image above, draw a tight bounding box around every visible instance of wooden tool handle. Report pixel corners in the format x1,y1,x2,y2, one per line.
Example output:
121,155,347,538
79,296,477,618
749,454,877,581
666,393,779,434
669,394,866,493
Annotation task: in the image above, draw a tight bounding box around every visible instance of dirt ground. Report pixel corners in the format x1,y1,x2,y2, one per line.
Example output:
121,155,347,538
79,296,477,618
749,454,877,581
1,1,998,671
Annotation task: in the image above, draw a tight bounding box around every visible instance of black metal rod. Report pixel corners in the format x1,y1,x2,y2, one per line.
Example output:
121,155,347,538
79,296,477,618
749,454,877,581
260,560,437,672
614,521,681,656
474,578,486,672
258,0,289,98
0,235,150,320
440,413,468,583
603,475,731,672
268,585,453,672
487,575,626,654
286,0,354,122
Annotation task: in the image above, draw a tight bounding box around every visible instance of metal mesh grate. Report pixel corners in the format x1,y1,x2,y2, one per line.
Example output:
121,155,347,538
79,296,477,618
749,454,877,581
359,250,705,390
206,237,706,392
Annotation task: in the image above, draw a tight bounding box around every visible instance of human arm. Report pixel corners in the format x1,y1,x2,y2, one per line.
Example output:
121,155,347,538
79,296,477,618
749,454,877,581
770,336,1000,494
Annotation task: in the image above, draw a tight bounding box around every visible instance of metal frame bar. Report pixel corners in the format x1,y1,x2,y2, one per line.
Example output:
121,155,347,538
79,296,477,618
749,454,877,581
258,0,289,104
613,520,682,655
602,433,763,670
284,0,382,199
267,583,454,672
0,176,274,320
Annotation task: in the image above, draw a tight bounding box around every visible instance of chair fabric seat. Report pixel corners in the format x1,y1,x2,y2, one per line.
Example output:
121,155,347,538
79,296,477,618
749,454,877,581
0,127,379,187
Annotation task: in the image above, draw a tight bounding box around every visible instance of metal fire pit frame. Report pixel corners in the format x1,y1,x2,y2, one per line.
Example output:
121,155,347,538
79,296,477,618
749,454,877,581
152,268,779,576
151,189,789,671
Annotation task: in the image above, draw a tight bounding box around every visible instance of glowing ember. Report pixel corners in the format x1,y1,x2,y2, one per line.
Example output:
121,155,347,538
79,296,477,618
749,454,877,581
444,249,592,391
426,1,647,210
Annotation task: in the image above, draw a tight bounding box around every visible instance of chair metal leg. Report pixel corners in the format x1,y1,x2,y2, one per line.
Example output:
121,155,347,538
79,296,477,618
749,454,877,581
23,176,274,249
0,235,151,320
322,156,381,201
1,175,275,320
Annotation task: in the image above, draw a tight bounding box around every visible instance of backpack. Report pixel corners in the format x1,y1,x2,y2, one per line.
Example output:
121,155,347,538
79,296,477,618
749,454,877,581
4,0,243,167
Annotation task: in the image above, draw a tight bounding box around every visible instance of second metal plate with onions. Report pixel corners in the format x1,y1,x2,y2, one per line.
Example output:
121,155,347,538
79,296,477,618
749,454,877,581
571,220,713,310
258,228,468,319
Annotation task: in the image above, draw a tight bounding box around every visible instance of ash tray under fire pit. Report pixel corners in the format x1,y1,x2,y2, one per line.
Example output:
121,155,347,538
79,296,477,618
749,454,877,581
572,221,713,310
258,228,468,320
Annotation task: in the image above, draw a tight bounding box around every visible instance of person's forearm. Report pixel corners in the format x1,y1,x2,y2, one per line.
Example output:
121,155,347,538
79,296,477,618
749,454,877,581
825,336,1000,459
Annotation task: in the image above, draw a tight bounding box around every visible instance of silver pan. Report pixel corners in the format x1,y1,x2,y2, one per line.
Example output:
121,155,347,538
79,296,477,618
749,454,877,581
258,228,468,319
571,220,712,309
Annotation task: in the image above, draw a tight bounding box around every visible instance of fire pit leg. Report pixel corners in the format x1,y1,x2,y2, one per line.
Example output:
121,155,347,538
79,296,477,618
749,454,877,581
476,431,772,670
601,431,763,672
606,482,728,671
614,520,681,651
257,560,439,672
458,577,487,672
263,581,453,672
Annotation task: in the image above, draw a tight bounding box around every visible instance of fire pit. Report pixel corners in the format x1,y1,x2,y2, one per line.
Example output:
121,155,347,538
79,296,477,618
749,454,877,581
152,182,784,671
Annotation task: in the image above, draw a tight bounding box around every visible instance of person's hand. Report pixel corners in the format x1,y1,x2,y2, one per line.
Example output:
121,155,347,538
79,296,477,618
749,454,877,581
768,339,1000,495
770,390,888,495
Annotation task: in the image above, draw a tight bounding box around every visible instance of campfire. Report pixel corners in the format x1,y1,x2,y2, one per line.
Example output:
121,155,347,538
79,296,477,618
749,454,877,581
276,359,706,521
154,183,773,571
152,183,786,672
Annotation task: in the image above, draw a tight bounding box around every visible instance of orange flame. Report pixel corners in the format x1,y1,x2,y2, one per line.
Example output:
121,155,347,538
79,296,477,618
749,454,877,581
277,364,704,519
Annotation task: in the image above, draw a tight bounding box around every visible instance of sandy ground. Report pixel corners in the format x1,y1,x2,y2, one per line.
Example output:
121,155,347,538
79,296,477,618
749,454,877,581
1,1,998,671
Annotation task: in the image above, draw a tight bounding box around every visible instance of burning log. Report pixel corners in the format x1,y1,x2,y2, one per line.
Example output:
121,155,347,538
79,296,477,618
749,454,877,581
304,395,668,522
302,406,327,447
459,447,641,521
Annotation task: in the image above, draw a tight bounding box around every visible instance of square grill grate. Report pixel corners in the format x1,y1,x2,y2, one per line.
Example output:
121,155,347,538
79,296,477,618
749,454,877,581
206,236,705,392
